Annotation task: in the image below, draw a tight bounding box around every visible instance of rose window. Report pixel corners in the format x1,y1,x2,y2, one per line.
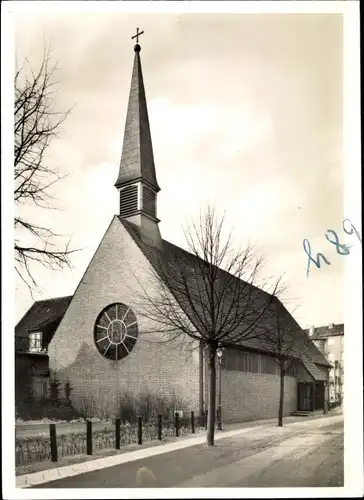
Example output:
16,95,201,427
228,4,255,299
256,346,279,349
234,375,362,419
94,303,138,361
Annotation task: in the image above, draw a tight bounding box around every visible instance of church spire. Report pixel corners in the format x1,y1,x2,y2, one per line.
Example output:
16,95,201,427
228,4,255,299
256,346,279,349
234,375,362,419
116,30,162,248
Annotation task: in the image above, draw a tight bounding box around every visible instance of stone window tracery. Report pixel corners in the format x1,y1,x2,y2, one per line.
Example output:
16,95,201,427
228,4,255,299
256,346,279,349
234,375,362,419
94,303,138,361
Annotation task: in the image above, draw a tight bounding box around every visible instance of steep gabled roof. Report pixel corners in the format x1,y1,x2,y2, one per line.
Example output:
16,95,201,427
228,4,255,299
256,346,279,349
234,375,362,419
118,217,330,373
300,354,330,381
15,296,73,339
305,323,344,340
114,45,160,191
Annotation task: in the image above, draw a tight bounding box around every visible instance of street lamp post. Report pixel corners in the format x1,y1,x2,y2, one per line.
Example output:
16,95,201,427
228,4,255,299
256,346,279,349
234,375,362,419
216,347,225,430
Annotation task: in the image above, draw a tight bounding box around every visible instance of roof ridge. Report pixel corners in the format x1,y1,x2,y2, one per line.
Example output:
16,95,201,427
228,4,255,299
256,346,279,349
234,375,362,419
34,295,73,304
118,217,329,369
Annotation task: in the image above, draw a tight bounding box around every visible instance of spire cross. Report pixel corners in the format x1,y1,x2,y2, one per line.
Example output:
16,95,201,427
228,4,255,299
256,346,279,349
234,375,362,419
132,27,144,44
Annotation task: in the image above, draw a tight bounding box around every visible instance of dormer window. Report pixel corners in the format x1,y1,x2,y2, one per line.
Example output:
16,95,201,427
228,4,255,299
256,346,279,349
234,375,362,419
29,332,42,352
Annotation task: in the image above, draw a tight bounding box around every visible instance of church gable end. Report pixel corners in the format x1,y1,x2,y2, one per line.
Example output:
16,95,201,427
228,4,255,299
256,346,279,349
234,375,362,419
48,216,199,414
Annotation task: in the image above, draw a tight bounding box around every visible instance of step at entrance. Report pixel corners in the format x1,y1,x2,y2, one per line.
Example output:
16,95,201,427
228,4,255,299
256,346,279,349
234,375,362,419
291,410,313,417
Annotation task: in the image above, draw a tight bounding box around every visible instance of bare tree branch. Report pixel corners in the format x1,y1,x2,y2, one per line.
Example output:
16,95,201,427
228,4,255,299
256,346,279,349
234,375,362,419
137,205,285,445
14,45,78,293
258,299,317,426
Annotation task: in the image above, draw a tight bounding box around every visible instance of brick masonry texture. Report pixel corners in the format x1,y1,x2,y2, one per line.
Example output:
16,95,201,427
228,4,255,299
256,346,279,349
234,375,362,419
221,371,297,423
48,215,313,422
48,216,200,416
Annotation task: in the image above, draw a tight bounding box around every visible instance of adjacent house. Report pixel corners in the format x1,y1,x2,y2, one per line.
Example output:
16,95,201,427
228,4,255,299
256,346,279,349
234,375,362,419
15,296,72,417
305,323,344,405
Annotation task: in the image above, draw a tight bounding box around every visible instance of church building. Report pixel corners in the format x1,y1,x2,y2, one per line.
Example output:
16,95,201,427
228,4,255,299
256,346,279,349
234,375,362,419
15,35,331,423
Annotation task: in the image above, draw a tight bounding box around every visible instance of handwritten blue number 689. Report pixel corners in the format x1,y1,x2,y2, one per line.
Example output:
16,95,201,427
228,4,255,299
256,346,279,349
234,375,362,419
303,218,361,277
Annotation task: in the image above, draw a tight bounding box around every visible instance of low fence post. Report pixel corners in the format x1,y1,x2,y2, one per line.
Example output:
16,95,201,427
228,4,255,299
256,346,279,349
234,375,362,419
138,417,143,445
115,418,121,450
191,411,195,434
175,412,179,437
49,423,58,462
86,420,92,455
217,406,222,430
157,414,162,441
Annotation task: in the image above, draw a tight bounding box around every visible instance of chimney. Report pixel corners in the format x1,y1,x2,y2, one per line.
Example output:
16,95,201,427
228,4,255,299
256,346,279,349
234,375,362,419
328,323,334,330
309,325,315,336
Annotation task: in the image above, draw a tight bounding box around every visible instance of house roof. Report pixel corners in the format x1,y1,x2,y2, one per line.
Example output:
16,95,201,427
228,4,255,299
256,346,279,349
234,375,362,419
118,217,330,375
305,323,344,340
15,296,73,339
300,354,330,381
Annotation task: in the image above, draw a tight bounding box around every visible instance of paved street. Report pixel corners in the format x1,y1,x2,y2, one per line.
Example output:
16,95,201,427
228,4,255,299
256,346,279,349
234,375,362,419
31,415,343,488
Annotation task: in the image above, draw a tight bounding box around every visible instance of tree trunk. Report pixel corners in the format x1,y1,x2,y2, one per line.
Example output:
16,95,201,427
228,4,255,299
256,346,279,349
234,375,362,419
278,366,285,427
199,341,204,419
207,343,217,446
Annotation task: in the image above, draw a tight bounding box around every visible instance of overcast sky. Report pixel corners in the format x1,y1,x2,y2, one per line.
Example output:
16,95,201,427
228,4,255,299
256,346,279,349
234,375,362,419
12,6,349,328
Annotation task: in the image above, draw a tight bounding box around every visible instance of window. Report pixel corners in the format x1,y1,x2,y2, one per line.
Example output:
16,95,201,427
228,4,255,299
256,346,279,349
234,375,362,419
286,362,296,377
223,350,297,377
249,353,259,373
327,337,335,346
257,354,262,373
260,355,277,375
94,303,138,361
328,353,335,362
242,352,249,372
224,350,249,372
29,332,42,352
33,379,48,399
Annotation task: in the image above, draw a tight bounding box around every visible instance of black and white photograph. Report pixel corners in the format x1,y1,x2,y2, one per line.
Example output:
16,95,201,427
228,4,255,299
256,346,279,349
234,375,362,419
1,0,362,498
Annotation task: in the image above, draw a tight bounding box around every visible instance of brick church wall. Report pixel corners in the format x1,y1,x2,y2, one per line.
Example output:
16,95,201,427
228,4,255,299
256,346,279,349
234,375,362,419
48,216,200,417
221,370,297,423
202,348,297,423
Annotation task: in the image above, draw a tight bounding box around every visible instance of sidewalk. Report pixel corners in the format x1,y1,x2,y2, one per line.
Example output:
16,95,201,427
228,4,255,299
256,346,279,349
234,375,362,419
16,408,342,488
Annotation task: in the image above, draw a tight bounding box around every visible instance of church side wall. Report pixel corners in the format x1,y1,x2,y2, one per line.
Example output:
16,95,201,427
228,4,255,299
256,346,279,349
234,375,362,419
221,371,297,423
48,216,200,417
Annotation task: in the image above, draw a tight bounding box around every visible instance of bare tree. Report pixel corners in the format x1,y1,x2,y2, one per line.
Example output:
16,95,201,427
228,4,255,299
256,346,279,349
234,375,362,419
260,300,314,427
14,47,76,295
138,206,285,446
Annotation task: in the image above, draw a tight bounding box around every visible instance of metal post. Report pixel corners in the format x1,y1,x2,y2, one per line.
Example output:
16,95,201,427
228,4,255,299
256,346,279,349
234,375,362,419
217,357,222,430
49,423,58,462
312,382,316,412
138,417,142,445
191,411,195,434
157,414,162,441
115,418,121,449
216,347,224,430
175,412,179,437
86,420,92,455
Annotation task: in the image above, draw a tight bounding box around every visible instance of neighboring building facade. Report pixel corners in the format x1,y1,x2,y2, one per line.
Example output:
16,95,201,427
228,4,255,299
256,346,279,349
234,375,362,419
305,323,344,404
15,39,330,422
15,296,72,417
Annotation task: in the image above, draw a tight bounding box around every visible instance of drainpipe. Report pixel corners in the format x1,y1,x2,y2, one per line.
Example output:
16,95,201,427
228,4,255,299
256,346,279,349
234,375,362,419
312,382,316,412
324,380,328,414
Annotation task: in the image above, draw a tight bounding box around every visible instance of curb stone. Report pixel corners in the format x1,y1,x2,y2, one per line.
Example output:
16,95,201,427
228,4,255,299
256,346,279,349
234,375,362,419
17,425,261,488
